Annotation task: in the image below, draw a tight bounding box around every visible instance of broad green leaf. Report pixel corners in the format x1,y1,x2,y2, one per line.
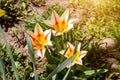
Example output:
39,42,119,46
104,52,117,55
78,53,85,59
0,57,7,80
84,69,108,76
52,74,57,80
45,54,76,80
0,26,19,80
62,67,71,80
26,36,38,80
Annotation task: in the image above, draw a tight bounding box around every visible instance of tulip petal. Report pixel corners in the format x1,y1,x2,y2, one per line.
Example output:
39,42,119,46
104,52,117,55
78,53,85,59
67,63,72,68
75,60,83,65
80,51,87,59
68,18,79,24
66,42,74,50
34,23,44,36
47,41,53,46
61,9,69,22
52,30,62,36
67,24,73,32
67,18,79,30
24,30,35,41
44,20,53,28
44,29,51,41
59,50,66,55
51,10,60,25
77,42,81,52
37,48,46,58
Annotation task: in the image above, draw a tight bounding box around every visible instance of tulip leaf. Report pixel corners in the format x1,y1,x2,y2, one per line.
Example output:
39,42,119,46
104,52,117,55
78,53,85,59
52,74,57,80
45,54,76,80
62,67,71,80
26,36,38,80
84,69,108,76
0,57,7,80
0,26,19,80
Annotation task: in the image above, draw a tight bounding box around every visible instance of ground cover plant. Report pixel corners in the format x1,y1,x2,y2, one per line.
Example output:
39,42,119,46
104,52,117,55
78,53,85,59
0,0,120,80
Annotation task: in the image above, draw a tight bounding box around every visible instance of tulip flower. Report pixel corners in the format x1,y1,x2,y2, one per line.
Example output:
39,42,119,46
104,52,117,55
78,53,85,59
0,9,5,17
60,42,87,67
44,9,78,36
26,23,52,58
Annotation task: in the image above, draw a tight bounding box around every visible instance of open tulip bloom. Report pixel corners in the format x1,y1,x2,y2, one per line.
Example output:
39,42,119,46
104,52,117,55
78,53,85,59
44,9,78,36
60,42,87,68
26,23,52,58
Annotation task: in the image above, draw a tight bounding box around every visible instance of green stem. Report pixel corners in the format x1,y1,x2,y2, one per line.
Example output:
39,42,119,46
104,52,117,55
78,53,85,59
0,57,7,80
61,34,66,49
26,36,38,80
0,26,19,80
54,37,60,51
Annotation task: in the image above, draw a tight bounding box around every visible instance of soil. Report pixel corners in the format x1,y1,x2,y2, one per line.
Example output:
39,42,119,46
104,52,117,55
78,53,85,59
0,0,80,57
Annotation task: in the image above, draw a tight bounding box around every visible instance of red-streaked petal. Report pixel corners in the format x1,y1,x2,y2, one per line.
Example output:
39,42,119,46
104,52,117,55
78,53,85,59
24,30,35,41
75,60,83,65
66,42,74,51
52,10,60,25
37,48,46,58
52,30,62,36
79,51,87,60
61,9,69,22
44,29,51,40
34,23,44,36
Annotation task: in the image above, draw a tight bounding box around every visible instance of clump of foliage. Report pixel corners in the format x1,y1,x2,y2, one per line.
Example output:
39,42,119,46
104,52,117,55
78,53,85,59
42,4,65,20
0,0,120,80
68,0,120,79
24,4,65,31
0,0,29,31
31,0,46,7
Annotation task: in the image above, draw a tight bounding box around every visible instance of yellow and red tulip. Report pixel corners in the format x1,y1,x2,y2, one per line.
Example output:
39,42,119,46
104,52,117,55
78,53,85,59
26,23,52,58
44,9,78,36
0,9,5,17
60,42,87,67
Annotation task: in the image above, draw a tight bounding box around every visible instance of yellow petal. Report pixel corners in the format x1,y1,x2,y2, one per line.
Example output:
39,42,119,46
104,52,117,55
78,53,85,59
65,42,75,58
66,42,74,50
0,9,5,17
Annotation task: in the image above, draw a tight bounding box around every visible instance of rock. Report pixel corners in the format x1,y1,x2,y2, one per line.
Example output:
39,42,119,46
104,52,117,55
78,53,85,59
114,51,120,59
106,57,117,64
99,38,116,52
111,63,118,72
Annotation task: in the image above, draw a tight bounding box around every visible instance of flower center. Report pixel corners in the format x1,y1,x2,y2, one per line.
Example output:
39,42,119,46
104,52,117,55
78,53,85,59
73,51,81,63
65,49,74,58
32,34,48,49
54,20,68,32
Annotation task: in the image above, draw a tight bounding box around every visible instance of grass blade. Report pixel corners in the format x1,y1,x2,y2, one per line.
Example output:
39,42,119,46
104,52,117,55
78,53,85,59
0,26,19,80
52,74,57,80
0,57,7,80
26,35,39,80
45,54,76,80
62,67,71,80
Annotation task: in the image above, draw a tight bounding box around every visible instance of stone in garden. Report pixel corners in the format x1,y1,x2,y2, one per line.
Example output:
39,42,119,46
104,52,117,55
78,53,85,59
99,38,116,52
